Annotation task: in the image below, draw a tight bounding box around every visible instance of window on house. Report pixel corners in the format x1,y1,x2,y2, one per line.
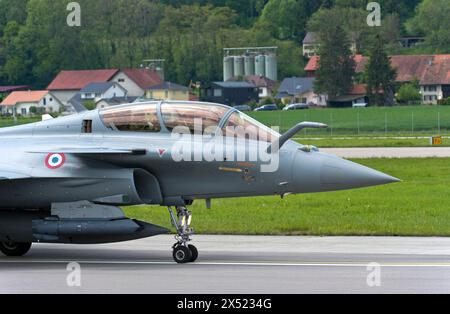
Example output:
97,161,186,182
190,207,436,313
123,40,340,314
119,79,125,83
213,89,222,97
43,98,47,106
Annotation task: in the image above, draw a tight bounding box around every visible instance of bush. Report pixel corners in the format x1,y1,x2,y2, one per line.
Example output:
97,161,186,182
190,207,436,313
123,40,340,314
440,98,450,106
83,100,97,111
396,83,422,105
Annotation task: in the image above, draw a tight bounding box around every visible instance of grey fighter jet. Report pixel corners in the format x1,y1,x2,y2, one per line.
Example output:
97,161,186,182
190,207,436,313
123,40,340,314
0,101,399,263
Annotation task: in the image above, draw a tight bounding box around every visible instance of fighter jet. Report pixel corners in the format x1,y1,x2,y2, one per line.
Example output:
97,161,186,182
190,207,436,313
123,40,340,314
0,101,399,263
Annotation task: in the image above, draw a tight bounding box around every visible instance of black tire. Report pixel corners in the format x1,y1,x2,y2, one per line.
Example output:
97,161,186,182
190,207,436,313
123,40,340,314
188,244,198,262
0,242,32,257
173,245,192,264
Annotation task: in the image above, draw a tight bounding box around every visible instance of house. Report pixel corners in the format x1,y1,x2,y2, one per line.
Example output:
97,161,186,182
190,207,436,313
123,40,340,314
305,54,368,77
0,86,30,102
276,77,327,107
305,54,450,105
79,82,127,101
95,96,138,109
302,32,357,58
328,84,368,108
146,82,190,101
47,69,120,108
390,55,450,104
110,68,163,97
47,68,163,109
227,75,276,99
0,90,62,116
69,82,128,112
201,82,259,106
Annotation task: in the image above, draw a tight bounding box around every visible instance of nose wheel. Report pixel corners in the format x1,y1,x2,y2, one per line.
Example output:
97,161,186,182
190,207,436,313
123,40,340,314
168,206,198,263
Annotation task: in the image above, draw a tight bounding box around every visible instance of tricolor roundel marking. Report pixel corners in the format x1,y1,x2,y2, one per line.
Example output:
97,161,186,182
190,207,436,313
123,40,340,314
45,153,66,170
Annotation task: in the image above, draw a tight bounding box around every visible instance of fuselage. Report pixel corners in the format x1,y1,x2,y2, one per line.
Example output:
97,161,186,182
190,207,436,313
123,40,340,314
0,101,398,210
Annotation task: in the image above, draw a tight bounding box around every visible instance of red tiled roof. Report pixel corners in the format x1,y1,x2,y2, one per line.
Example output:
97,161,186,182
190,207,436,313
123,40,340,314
349,84,367,95
120,69,163,89
305,55,368,73
390,54,450,85
305,54,450,85
47,69,119,90
1,90,49,106
304,56,319,72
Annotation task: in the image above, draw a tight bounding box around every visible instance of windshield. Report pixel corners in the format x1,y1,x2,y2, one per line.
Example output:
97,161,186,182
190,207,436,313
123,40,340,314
222,111,280,142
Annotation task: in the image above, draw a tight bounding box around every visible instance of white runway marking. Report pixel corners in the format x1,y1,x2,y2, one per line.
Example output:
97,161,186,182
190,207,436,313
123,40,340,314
2,259,450,268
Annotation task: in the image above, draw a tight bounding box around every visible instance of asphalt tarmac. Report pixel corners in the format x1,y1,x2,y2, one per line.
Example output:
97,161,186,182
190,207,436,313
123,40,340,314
0,235,449,294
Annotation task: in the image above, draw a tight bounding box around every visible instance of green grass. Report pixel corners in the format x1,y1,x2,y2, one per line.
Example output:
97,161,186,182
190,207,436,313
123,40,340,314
124,158,450,237
249,106,450,135
299,137,450,148
0,117,40,128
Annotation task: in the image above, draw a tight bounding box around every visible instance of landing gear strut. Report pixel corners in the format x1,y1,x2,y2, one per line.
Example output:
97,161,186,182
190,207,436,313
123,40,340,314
168,206,198,264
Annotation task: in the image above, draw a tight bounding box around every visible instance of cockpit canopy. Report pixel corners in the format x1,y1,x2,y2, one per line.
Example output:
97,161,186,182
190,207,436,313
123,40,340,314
100,101,279,142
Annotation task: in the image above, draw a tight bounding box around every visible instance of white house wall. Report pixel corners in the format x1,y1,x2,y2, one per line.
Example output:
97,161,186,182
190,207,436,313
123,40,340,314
51,90,78,106
110,72,145,97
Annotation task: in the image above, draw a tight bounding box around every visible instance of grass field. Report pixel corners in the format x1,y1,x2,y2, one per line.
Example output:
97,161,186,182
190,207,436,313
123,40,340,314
124,158,450,237
249,105,450,135
0,117,40,128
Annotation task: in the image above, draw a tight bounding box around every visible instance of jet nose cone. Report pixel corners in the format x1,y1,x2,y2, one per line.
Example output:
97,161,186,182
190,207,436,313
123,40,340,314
320,155,400,190
292,151,400,194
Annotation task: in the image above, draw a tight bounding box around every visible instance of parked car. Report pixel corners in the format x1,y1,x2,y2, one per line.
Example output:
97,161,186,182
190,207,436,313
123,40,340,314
254,104,278,111
233,105,252,112
283,103,309,111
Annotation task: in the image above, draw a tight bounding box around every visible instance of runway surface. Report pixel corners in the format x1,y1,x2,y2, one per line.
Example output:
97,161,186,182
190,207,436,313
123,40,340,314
323,147,450,158
1,235,450,294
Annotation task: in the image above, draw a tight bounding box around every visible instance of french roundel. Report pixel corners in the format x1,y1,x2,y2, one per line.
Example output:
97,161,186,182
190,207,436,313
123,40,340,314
45,153,66,169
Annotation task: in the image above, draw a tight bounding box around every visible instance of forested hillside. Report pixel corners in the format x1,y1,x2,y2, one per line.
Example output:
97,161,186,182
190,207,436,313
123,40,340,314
0,0,446,88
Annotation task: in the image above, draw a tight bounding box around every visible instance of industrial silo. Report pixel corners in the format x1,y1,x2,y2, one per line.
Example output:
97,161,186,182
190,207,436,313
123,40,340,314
233,56,245,77
223,56,234,81
255,55,266,77
244,55,255,76
265,54,278,81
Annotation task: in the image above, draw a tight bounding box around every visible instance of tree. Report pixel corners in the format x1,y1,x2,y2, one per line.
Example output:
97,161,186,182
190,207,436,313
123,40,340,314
364,34,397,106
314,25,356,101
396,82,421,105
308,6,371,54
258,0,299,40
407,0,450,53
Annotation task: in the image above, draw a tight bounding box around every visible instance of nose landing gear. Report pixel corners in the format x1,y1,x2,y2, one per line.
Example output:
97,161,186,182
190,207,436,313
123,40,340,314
168,206,198,264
